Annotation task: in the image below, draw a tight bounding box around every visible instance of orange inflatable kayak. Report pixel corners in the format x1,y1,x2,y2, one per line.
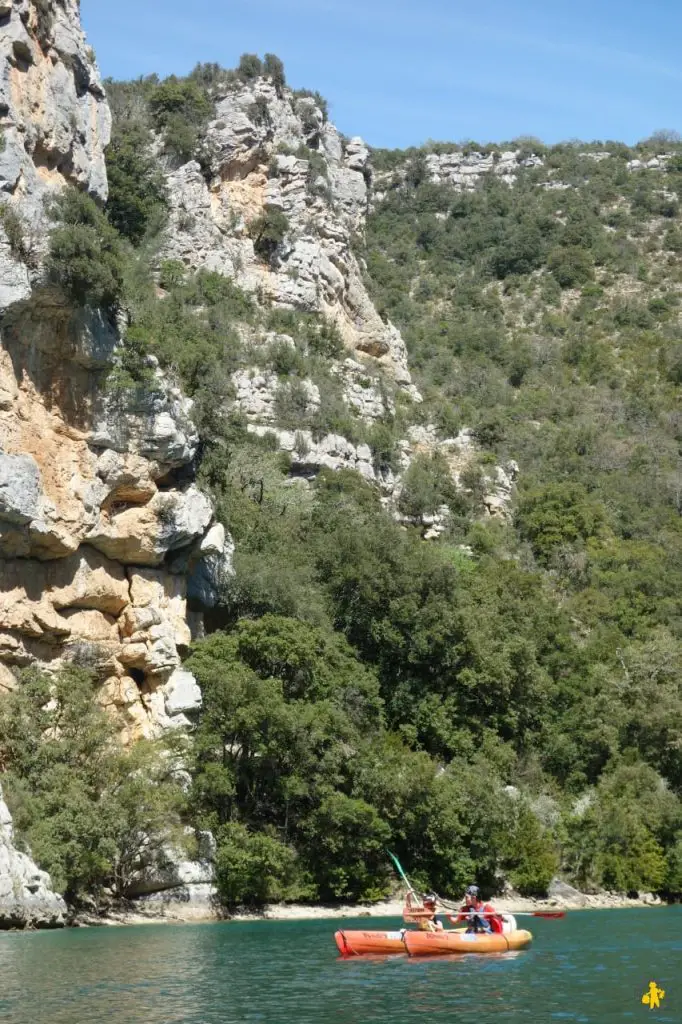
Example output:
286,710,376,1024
335,929,407,955
404,928,532,956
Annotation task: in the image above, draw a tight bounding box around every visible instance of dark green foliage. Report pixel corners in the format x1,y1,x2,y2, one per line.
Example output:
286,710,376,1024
33,0,53,48
292,89,329,121
237,54,263,82
122,267,252,396
47,188,126,309
548,245,595,288
149,77,212,162
516,483,608,563
0,667,186,904
248,95,271,127
0,203,36,266
214,823,308,905
250,207,289,264
106,121,168,244
263,54,286,95
397,451,463,519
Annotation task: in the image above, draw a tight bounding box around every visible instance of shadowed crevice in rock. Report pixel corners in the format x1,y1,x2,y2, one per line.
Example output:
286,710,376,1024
1,294,115,430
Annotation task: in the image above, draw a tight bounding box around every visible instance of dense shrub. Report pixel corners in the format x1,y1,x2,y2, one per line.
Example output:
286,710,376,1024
263,54,286,95
0,667,186,904
106,121,168,243
249,207,289,264
237,54,263,82
47,188,126,309
149,77,212,162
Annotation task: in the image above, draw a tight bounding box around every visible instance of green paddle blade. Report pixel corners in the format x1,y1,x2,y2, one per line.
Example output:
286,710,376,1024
387,850,413,891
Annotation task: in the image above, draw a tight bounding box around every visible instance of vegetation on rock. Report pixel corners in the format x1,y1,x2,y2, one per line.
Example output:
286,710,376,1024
6,56,681,911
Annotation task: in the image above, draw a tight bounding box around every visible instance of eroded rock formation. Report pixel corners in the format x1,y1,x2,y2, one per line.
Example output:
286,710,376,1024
0,3,232,743
159,80,421,399
0,784,66,928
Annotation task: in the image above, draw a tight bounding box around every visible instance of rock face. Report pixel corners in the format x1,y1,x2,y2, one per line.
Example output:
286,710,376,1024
160,80,420,399
0,3,233,742
424,149,543,190
374,147,675,201
125,827,218,922
0,307,233,740
0,0,111,308
0,785,66,928
247,423,519,523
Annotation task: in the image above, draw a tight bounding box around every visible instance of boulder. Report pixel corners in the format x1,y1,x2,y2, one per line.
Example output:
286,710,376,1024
547,878,589,907
0,786,66,929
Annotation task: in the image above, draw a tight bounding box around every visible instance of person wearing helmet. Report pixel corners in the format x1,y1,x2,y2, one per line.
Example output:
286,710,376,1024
417,893,444,932
448,885,503,934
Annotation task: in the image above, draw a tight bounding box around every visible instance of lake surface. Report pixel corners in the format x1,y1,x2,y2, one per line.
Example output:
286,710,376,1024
0,908,679,1023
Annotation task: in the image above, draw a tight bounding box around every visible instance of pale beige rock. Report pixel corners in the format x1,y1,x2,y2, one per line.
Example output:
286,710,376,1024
0,663,17,694
58,609,118,643
48,549,130,615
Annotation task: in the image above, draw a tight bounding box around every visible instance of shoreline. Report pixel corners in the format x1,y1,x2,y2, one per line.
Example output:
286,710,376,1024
75,889,668,928
230,891,665,922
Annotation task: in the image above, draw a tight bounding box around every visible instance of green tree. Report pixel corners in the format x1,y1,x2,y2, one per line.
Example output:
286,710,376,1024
263,54,286,95
237,54,263,82
504,804,558,896
516,483,608,564
106,121,168,243
250,208,289,264
149,77,212,162
47,188,126,309
547,245,595,288
0,667,186,904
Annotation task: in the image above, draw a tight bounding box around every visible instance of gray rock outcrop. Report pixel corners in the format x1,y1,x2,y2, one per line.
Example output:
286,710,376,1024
160,80,421,399
0,785,66,928
0,0,110,309
0,2,233,742
247,423,519,522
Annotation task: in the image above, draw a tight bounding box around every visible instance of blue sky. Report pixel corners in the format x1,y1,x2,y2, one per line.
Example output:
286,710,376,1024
81,0,682,149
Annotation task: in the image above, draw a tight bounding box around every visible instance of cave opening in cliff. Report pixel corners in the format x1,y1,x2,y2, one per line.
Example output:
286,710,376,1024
128,667,146,689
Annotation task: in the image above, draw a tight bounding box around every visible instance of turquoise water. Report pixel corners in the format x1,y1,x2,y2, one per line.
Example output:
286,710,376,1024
0,908,679,1022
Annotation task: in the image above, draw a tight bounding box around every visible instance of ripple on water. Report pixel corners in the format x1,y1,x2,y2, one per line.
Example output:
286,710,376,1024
0,909,679,1023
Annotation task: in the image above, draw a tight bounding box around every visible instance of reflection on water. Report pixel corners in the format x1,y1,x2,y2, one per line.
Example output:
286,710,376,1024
0,909,680,1023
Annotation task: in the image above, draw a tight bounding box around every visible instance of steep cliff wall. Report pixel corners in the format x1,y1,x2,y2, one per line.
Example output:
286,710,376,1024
0,783,65,928
159,79,421,400
0,2,231,744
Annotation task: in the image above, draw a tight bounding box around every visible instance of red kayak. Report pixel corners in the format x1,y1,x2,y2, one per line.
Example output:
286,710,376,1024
404,928,533,956
335,929,407,955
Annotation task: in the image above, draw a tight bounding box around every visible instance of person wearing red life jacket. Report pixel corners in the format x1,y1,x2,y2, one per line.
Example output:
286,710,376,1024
448,884,504,934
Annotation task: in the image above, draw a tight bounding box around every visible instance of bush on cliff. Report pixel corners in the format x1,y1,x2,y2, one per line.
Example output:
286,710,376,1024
106,121,168,244
47,188,126,309
0,667,187,905
149,77,213,163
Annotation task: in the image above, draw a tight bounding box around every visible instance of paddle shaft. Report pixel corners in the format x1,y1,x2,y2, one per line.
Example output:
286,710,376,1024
387,850,418,895
433,894,565,919
387,857,565,920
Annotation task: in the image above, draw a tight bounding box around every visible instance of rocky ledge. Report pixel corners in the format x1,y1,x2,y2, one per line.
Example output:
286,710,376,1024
0,785,65,928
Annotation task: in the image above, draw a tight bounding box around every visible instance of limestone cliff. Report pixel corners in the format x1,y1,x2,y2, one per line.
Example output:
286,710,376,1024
0,2,231,743
0,783,65,927
160,79,421,399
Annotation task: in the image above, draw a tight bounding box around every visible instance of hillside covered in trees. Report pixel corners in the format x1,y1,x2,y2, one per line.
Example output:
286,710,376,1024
3,49,682,912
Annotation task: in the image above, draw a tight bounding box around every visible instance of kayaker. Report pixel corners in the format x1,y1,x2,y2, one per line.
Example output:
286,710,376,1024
418,893,444,932
449,885,503,934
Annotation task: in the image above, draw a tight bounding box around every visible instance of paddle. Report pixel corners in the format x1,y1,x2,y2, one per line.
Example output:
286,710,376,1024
434,893,566,920
387,850,420,896
386,853,566,921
